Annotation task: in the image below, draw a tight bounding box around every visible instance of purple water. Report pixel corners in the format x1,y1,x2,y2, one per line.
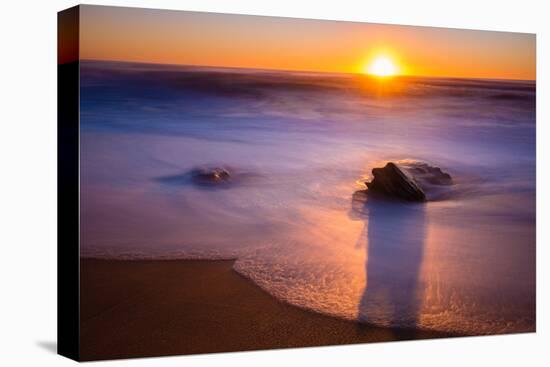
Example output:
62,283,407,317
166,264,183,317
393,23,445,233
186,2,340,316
80,60,535,335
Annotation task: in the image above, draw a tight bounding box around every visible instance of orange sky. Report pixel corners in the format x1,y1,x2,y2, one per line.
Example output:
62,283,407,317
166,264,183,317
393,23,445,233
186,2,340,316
79,5,535,80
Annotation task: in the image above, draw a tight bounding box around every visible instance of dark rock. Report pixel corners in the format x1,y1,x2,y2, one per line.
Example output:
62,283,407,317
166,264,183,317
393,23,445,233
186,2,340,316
366,162,426,202
407,163,452,186
190,167,231,184
365,161,453,202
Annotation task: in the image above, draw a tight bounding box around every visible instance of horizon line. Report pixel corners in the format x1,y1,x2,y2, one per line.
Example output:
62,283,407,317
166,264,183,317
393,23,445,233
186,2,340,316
77,58,536,83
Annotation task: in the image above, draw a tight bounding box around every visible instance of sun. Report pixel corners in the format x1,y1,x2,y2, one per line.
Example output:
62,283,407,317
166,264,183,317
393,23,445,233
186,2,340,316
364,56,398,77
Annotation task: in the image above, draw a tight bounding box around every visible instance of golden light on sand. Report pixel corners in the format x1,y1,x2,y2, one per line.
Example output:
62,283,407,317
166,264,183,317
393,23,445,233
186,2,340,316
364,56,398,77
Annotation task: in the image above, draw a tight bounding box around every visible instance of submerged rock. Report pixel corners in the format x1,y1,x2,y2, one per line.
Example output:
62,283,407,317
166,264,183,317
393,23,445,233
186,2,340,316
366,162,426,202
407,163,452,186
190,167,231,185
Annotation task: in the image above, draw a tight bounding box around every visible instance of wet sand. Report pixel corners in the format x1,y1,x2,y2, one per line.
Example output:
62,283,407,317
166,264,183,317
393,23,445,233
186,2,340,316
80,259,458,361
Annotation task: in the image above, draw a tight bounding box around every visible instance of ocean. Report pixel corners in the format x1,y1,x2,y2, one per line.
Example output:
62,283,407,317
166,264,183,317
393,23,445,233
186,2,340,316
79,60,535,335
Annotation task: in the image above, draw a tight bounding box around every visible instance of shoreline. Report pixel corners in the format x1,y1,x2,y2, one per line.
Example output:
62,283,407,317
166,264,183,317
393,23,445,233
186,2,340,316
80,258,459,361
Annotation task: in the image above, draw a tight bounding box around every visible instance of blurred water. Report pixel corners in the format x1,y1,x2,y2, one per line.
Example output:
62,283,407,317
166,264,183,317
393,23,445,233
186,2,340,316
80,60,535,335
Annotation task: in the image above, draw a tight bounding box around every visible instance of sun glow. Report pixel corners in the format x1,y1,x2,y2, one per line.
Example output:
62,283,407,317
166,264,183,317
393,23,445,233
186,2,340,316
365,56,398,77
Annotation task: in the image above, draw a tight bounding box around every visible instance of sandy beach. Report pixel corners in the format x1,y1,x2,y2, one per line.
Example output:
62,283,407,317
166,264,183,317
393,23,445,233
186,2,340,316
80,259,457,361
